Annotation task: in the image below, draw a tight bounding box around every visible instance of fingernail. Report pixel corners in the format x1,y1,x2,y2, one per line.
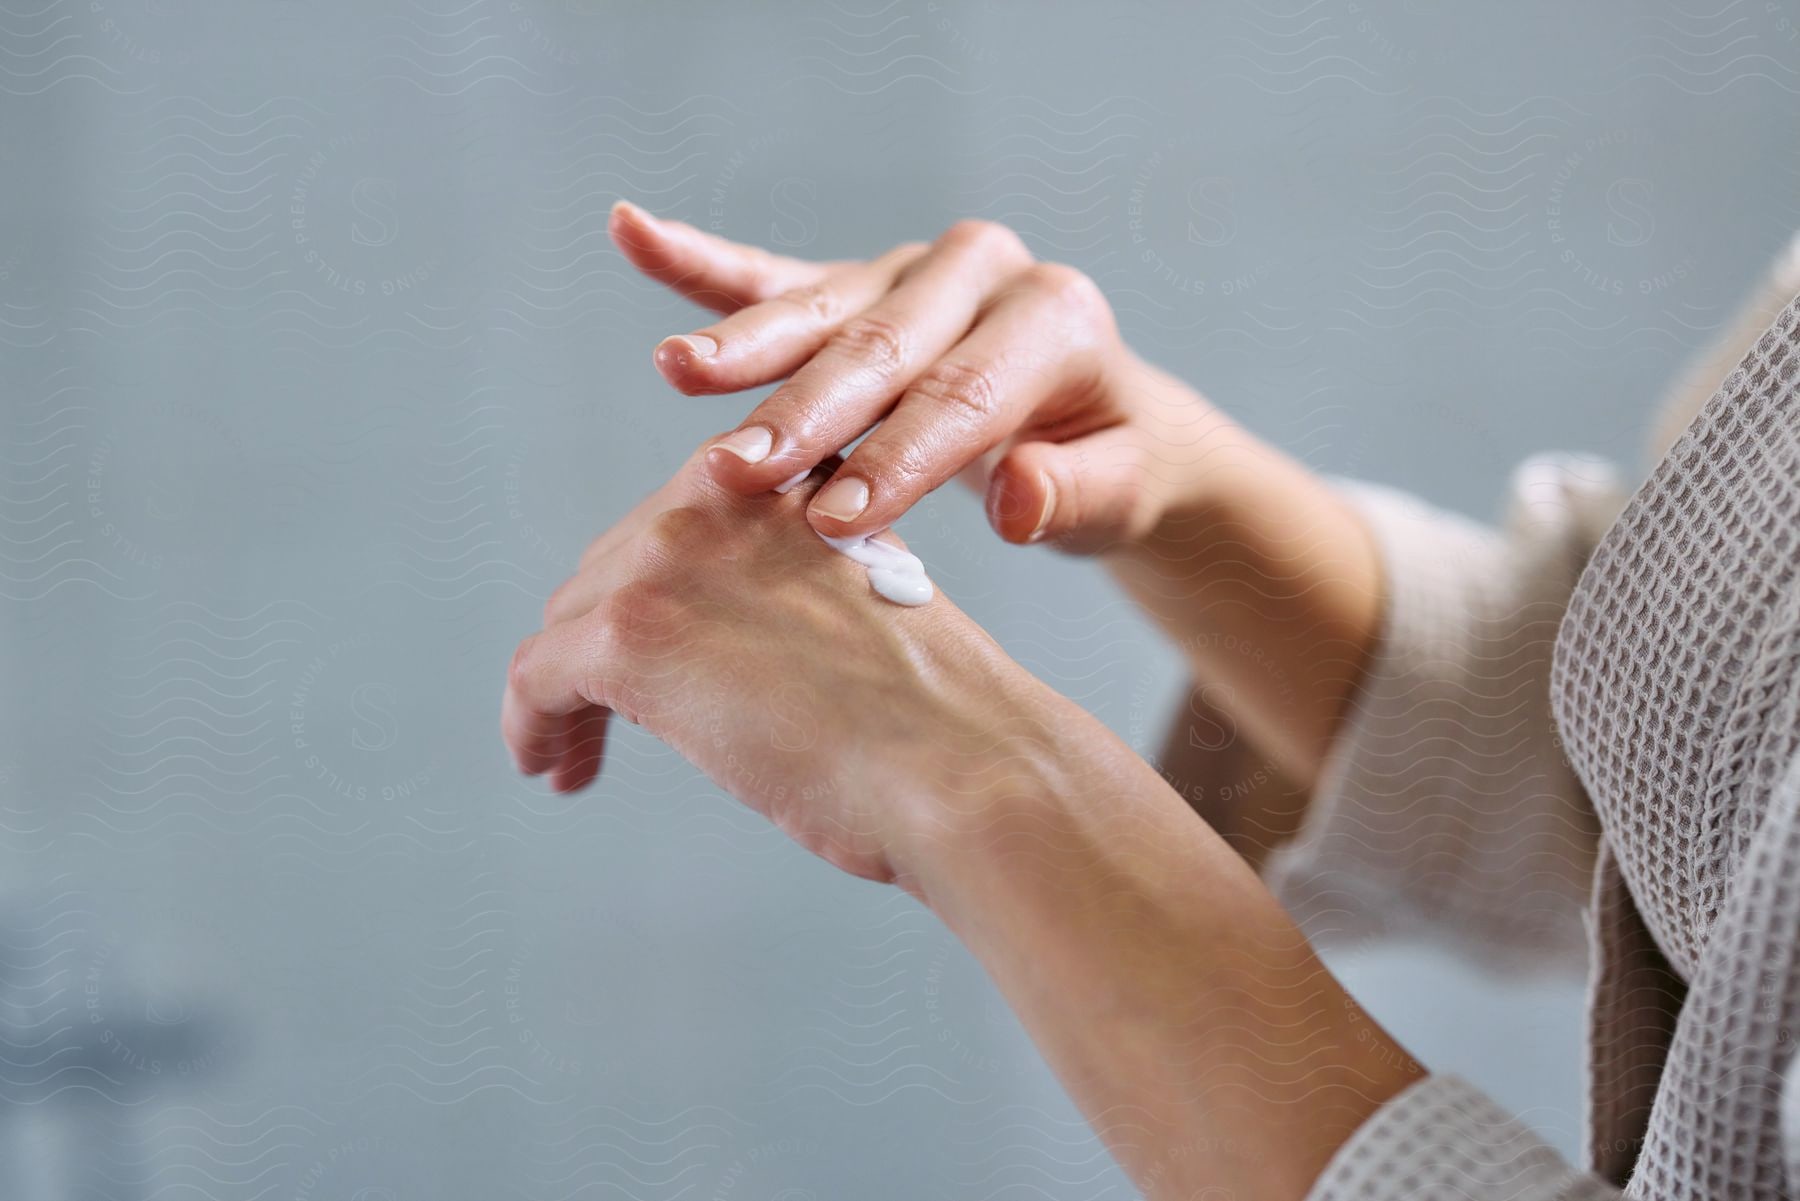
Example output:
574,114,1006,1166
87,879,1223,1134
1027,472,1057,543
657,334,717,368
812,476,870,523
611,198,648,223
712,425,772,464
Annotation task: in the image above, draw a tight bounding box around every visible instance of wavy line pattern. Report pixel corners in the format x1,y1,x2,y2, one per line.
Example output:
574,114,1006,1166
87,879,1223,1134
374,0,562,98
496,94,734,340
71,97,323,335
1333,97,1578,336
0,0,142,96
1215,0,1406,98
0,370,118,603
66,601,373,860
5,0,1776,1194
954,95,1157,262
1625,0,1800,93
783,0,975,97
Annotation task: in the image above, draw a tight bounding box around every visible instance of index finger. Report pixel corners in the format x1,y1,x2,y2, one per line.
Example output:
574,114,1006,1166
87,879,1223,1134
610,200,835,314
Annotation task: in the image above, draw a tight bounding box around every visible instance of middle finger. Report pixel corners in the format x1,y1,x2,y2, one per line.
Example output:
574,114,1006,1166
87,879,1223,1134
703,220,1032,493
653,242,928,396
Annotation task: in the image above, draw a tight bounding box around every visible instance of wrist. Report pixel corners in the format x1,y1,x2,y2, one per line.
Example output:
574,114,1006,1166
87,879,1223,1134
1101,421,1383,791
888,696,1424,1199
858,614,1094,899
879,670,1090,905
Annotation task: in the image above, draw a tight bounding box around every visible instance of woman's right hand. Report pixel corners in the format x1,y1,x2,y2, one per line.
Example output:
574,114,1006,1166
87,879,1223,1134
612,203,1383,793
610,202,1228,554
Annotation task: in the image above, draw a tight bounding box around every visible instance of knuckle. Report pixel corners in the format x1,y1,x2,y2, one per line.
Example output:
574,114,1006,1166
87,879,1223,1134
742,247,792,303
849,436,923,486
507,634,541,697
887,242,932,286
1115,482,1161,544
643,503,716,559
887,441,940,485
910,359,1000,425
541,576,592,626
1024,261,1104,314
774,282,841,325
590,588,633,642
1025,262,1114,347
942,218,1029,263
541,592,570,629
831,314,909,374
594,577,675,655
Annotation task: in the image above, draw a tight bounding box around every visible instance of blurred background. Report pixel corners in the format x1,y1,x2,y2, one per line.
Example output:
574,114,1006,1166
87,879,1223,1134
0,1,1796,1196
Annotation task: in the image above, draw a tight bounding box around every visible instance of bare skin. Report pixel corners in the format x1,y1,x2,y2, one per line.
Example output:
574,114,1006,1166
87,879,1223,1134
609,200,1380,792
501,209,1420,1199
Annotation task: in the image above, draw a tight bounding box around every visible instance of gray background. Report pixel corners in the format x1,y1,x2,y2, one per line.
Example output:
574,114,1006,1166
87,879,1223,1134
1,1,1797,1196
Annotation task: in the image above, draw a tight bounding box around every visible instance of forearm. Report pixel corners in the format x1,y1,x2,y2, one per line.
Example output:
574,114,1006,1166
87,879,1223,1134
1101,358,1383,792
896,706,1423,1200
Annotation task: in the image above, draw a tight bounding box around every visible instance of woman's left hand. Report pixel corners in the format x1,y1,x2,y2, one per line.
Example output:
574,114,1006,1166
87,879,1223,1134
498,439,1114,886
500,439,1424,1201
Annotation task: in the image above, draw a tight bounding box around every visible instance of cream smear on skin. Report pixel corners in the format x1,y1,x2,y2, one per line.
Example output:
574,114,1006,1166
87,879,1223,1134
774,468,934,607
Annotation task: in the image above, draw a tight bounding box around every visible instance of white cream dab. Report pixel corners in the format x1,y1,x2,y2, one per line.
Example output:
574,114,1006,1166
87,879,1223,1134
818,533,934,606
772,468,934,606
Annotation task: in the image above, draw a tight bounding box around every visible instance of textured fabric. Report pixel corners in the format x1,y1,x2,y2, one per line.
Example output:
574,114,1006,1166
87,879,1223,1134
1554,301,1800,982
1550,295,1800,1200
1264,459,1617,963
1580,839,1686,1188
1309,1075,1620,1201
1281,260,1800,1199
1783,1055,1800,1189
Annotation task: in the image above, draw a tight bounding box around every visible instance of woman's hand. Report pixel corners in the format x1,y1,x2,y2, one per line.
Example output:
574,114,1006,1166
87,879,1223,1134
611,201,1219,553
499,439,1423,1201
498,441,1097,885
610,203,1386,792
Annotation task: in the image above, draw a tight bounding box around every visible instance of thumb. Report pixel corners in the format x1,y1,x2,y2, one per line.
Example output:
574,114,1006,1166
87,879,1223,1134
985,427,1164,554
